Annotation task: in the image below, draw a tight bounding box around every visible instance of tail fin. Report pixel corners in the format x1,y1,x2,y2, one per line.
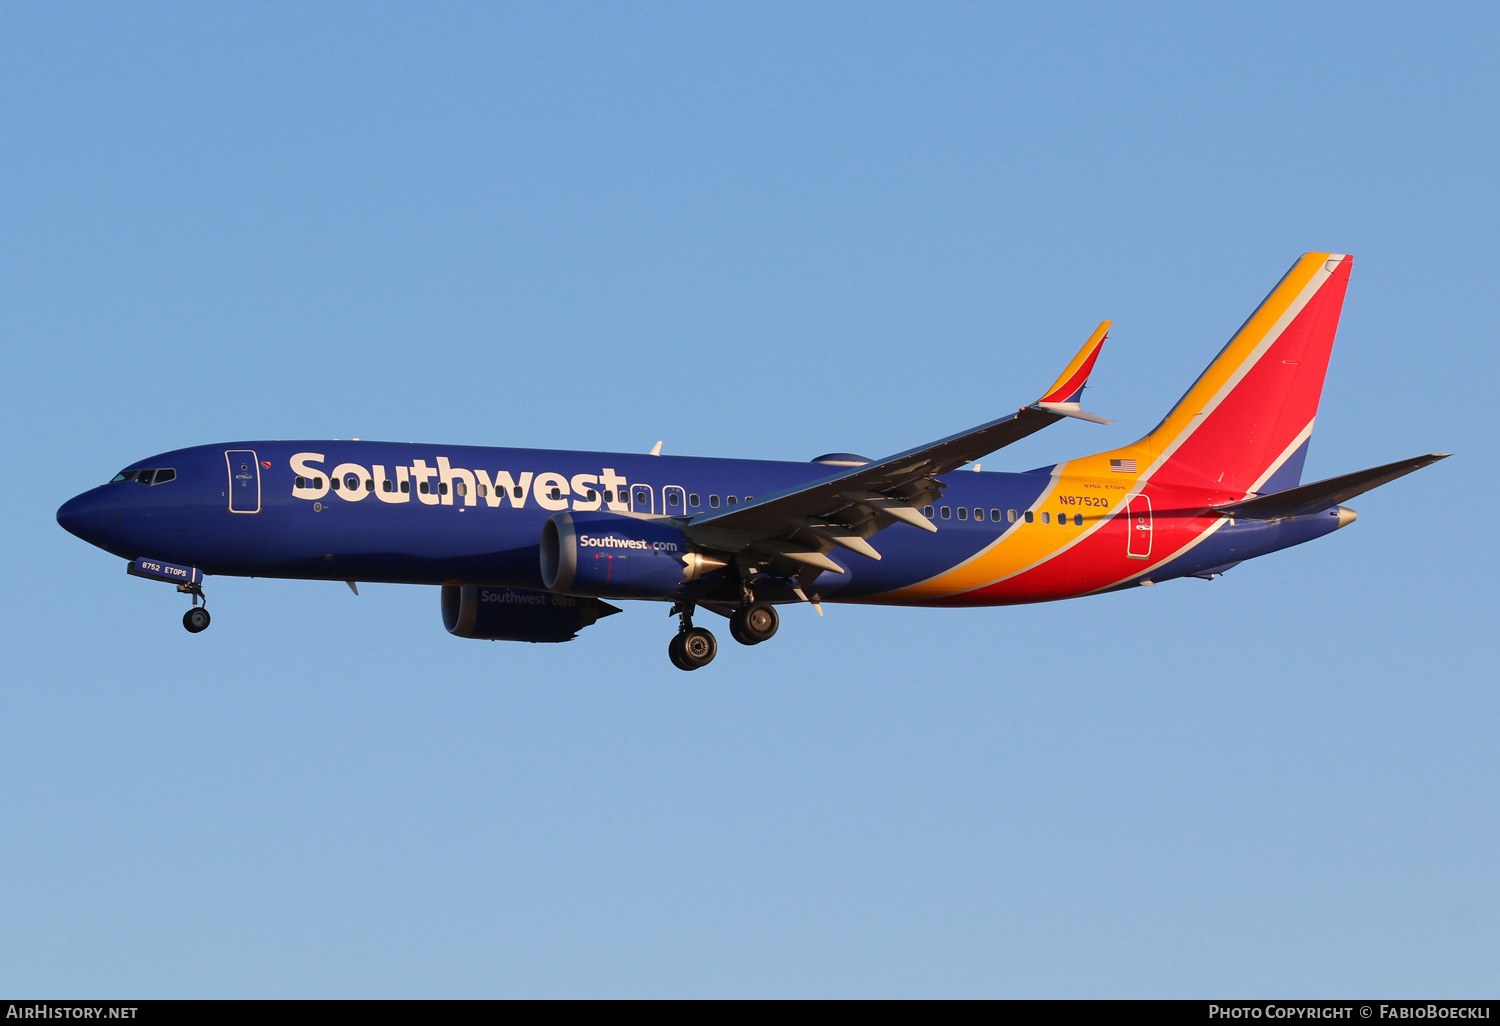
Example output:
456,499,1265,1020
1091,253,1352,495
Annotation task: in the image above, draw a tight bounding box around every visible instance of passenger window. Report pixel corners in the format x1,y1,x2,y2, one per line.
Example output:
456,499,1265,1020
440,483,449,495
455,482,465,496
383,480,393,492
634,490,648,505
346,475,358,490
296,477,305,488
689,493,700,506
1041,512,1051,524
315,477,323,489
709,495,720,508
551,487,563,500
1007,509,1018,523
400,480,410,493
478,484,487,497
973,508,983,521
586,489,596,501
727,496,737,505
923,506,934,518
667,493,680,505
1024,511,1033,523
513,486,523,498
1074,514,1083,526
990,509,1001,522
957,507,968,520
365,479,374,492
331,478,341,491
419,482,428,494
940,506,951,519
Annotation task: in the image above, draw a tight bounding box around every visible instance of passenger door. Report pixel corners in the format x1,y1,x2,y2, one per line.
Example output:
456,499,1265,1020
1125,495,1152,559
226,450,261,513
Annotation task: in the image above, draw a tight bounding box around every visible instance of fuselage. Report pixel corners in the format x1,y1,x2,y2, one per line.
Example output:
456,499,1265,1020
56,439,1344,607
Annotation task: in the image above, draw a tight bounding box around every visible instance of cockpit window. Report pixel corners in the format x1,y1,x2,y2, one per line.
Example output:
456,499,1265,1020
110,468,176,485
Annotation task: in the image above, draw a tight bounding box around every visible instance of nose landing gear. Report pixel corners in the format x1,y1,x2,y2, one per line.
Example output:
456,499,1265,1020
126,558,212,633
179,582,211,633
667,602,717,670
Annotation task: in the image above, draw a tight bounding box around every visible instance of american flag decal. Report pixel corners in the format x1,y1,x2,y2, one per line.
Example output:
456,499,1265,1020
1110,458,1137,473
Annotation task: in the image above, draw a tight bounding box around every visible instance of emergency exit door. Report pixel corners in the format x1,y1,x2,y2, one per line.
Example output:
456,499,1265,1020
629,484,655,515
226,450,261,513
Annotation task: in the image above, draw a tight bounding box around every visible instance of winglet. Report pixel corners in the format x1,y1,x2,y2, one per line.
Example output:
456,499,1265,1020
1036,321,1113,423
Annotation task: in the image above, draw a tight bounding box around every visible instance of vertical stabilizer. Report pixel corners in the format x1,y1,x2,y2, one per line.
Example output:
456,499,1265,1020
1085,253,1352,496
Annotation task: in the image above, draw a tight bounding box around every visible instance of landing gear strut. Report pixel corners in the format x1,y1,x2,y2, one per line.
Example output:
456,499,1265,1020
179,582,211,633
729,602,778,646
667,602,717,670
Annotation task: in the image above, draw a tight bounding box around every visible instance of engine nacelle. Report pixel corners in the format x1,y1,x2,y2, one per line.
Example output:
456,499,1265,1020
441,585,620,643
540,511,724,598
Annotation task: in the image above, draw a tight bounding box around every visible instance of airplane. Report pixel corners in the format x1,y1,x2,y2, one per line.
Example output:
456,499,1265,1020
56,253,1448,670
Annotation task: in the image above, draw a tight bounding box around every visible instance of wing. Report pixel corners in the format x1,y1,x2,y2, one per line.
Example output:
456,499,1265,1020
680,322,1113,573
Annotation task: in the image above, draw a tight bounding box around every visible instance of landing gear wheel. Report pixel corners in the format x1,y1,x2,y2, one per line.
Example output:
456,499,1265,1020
183,607,211,633
668,633,691,670
671,627,717,670
730,602,778,645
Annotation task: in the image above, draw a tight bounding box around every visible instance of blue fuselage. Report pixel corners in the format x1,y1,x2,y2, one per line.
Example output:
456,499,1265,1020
56,440,1340,607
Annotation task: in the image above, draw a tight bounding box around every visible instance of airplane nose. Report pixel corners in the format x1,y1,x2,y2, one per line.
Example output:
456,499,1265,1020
56,490,109,543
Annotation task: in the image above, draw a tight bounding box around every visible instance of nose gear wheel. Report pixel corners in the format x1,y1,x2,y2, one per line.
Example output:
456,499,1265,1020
178,582,210,633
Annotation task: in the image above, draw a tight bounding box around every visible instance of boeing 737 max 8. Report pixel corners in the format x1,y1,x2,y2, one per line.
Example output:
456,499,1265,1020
57,253,1447,669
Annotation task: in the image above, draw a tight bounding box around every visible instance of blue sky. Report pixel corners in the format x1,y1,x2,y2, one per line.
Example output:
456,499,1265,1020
2,2,1496,997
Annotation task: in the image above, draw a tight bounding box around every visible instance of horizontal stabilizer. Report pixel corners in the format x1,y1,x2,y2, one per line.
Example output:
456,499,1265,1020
1213,453,1450,520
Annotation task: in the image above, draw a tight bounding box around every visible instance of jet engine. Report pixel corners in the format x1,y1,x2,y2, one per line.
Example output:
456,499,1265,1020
441,585,620,643
540,511,725,598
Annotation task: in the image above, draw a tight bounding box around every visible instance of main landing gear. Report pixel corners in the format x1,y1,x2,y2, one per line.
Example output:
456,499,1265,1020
667,603,717,670
666,600,782,670
729,602,778,646
179,582,211,633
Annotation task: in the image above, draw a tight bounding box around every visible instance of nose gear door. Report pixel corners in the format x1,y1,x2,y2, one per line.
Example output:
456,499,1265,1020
226,450,261,513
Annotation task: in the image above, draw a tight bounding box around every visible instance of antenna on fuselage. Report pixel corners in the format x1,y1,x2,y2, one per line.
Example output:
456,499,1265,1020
649,441,663,456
